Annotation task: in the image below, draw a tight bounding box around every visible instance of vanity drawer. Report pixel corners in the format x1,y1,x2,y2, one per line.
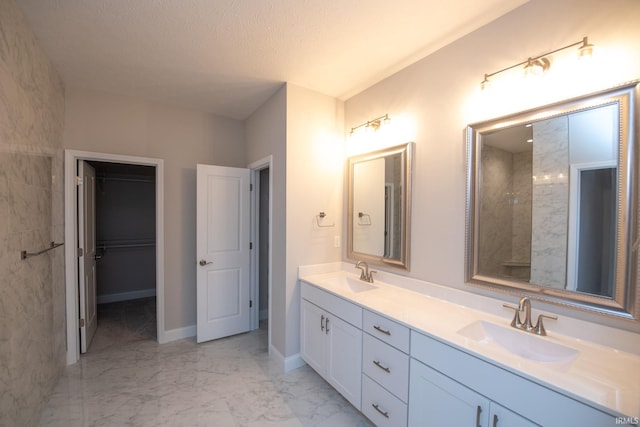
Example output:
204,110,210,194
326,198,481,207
362,374,408,427
363,310,410,353
362,334,409,402
301,281,362,328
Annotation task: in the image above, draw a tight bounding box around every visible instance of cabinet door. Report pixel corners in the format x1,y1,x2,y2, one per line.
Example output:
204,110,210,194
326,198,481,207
409,359,490,427
326,314,362,410
490,403,539,427
301,300,326,374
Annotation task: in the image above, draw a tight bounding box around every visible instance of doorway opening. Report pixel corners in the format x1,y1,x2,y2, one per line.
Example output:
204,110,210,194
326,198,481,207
258,168,270,327
88,161,157,353
64,150,165,364
249,156,273,353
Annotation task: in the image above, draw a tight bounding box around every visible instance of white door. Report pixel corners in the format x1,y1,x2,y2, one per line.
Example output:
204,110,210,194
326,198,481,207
78,160,98,353
196,164,251,343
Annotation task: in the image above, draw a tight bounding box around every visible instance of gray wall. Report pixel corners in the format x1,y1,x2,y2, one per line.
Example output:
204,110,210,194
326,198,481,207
64,87,245,331
245,83,344,363
245,85,288,356
0,1,66,426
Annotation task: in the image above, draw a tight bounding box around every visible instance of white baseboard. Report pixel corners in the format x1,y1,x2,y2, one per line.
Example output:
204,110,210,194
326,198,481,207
160,324,196,344
285,353,306,372
270,344,306,373
97,289,156,304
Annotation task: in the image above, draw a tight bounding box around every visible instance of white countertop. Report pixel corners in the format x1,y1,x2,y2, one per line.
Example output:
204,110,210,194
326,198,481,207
299,264,640,418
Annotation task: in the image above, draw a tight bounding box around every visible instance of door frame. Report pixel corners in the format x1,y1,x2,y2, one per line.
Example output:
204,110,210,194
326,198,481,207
248,155,273,353
64,149,165,364
566,159,617,292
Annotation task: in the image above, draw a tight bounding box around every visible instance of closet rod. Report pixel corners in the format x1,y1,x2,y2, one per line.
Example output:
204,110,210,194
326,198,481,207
97,176,155,183
97,240,155,250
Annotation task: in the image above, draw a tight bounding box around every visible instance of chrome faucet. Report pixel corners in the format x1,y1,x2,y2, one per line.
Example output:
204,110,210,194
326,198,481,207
503,296,557,336
518,296,533,331
355,261,376,283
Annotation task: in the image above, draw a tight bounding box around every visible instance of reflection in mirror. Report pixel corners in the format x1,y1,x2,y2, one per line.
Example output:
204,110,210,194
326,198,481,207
479,105,618,296
466,82,639,319
348,143,413,270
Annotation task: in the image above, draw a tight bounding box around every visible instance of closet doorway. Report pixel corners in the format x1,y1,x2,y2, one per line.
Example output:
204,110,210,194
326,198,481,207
88,161,157,352
64,150,165,364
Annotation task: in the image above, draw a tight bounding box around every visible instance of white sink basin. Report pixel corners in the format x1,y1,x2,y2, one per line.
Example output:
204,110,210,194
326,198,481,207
321,276,376,293
457,320,578,363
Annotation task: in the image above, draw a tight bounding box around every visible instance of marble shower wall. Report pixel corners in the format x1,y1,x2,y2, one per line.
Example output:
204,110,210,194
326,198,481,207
478,144,513,277
530,117,569,289
511,151,532,264
0,1,66,426
479,145,532,279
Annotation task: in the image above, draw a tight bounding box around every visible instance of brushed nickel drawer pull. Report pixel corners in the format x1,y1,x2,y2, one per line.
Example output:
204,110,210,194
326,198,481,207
373,360,391,373
373,325,391,336
372,403,389,418
320,315,325,332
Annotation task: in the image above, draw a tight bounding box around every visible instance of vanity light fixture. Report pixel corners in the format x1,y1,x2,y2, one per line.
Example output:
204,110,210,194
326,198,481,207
350,113,390,135
480,36,595,90
523,57,550,77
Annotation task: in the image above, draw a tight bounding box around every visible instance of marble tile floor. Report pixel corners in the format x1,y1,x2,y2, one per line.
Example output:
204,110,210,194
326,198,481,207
39,298,373,427
87,297,158,354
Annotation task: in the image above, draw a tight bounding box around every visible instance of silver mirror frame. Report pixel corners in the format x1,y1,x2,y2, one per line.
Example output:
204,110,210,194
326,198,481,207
347,142,413,271
465,82,640,320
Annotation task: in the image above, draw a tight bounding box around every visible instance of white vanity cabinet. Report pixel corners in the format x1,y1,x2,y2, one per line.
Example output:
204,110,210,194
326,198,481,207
298,273,635,426
300,283,363,409
409,331,615,427
361,310,410,427
409,358,537,427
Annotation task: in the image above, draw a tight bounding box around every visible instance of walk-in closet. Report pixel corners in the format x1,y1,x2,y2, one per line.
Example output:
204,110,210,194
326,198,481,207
88,161,157,351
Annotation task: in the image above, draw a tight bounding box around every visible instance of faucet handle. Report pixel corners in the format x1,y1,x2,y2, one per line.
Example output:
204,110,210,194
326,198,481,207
503,303,523,329
534,313,557,336
369,270,377,282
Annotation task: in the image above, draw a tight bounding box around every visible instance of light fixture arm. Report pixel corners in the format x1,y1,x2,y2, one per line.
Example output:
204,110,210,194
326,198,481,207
481,36,593,87
350,113,389,135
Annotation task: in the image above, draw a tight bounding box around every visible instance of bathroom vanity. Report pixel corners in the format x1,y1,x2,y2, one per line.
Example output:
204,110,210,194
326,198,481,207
299,263,640,427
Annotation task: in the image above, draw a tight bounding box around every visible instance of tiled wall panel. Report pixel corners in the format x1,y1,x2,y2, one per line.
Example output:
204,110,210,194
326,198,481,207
0,1,65,426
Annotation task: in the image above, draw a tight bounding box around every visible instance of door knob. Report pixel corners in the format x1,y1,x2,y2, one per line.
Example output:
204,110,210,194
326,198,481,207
199,259,212,266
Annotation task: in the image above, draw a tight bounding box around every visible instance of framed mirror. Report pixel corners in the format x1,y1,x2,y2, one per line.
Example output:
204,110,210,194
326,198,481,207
348,142,413,270
466,82,639,319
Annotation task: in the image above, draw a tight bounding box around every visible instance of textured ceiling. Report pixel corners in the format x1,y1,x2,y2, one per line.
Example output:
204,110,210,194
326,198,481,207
16,0,528,120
